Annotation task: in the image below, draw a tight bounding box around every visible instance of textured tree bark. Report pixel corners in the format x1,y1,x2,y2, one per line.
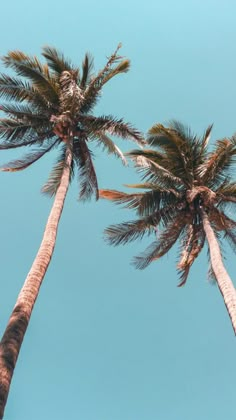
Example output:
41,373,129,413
0,145,72,418
202,210,236,335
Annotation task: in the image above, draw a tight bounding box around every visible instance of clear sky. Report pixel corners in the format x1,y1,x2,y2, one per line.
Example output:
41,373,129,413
0,0,236,419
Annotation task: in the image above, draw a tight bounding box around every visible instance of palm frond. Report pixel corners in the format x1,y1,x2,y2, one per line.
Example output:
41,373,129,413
0,103,50,123
91,133,127,165
104,215,158,246
80,53,94,88
200,124,213,153
79,44,129,113
2,51,59,104
78,114,145,146
42,46,74,75
73,138,98,200
0,118,53,142
216,181,236,204
133,215,187,269
133,155,185,189
177,226,205,286
42,144,74,196
147,121,195,184
0,140,57,172
99,187,180,216
198,138,236,186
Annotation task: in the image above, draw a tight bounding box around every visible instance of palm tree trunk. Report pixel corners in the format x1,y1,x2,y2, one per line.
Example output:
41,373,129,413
202,209,236,334
0,145,72,418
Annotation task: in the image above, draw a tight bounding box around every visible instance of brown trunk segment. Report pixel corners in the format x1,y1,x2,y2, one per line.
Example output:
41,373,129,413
0,146,72,418
202,209,236,334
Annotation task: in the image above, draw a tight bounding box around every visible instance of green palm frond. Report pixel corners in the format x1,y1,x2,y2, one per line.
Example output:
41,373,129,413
73,138,99,200
2,51,59,104
42,46,74,75
0,103,50,122
91,133,127,165
200,124,213,155
177,226,205,286
0,118,37,142
216,181,236,203
134,157,185,189
99,187,180,216
133,215,187,269
79,114,145,146
42,144,74,196
80,53,94,88
104,215,158,246
147,122,194,183
198,138,236,186
0,140,57,172
79,44,129,113
0,118,54,142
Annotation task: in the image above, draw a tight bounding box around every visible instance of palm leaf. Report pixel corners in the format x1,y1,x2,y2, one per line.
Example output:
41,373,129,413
133,214,187,269
0,140,57,172
177,226,205,286
80,53,94,88
104,215,159,246
78,114,145,146
133,156,185,189
2,51,59,103
0,74,53,110
91,133,127,165
99,187,180,216
198,138,236,186
73,138,99,200
42,144,74,196
42,46,74,75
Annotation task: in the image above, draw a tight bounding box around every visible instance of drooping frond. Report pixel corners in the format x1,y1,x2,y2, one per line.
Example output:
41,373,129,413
133,214,187,269
0,118,53,143
41,46,74,75
73,138,99,200
91,133,127,165
177,225,205,286
0,75,42,108
0,140,57,172
42,144,74,196
104,214,159,246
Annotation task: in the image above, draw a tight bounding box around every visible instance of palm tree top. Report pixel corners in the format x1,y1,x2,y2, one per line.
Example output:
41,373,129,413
0,44,145,199
100,120,236,285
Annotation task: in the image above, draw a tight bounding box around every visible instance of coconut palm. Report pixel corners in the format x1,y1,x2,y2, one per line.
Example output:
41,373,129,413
0,44,144,417
100,121,236,335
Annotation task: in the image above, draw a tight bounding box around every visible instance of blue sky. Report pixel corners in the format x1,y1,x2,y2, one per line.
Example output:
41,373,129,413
0,0,236,419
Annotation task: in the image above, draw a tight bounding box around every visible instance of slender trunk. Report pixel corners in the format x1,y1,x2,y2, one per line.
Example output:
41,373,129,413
202,210,236,334
0,146,72,418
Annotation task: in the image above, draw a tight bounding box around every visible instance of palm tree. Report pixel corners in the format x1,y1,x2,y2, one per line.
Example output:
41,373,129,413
0,44,145,417
100,121,236,335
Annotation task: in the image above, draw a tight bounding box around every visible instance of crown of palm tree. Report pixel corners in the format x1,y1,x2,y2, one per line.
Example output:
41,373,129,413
100,121,236,286
0,44,145,199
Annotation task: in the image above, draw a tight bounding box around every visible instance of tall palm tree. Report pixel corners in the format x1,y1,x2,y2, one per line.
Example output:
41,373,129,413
100,121,236,335
0,44,145,417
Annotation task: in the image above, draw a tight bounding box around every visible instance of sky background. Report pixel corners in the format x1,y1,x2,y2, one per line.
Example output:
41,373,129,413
0,0,236,419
